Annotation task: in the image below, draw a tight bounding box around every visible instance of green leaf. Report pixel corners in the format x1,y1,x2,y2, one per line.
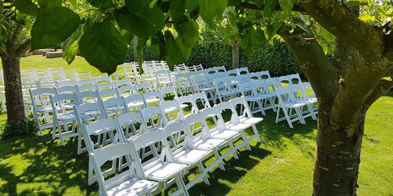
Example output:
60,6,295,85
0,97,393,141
38,0,62,9
198,0,227,27
251,0,264,7
79,21,128,75
115,8,154,38
264,0,278,17
227,0,241,6
62,24,84,64
186,0,199,12
266,21,282,39
14,0,40,16
170,0,186,19
150,31,166,60
241,26,266,57
31,7,80,50
165,31,184,70
174,19,199,48
319,25,335,42
137,37,148,74
67,0,77,7
126,0,165,29
0,1,3,13
121,30,134,45
278,0,293,14
87,0,114,10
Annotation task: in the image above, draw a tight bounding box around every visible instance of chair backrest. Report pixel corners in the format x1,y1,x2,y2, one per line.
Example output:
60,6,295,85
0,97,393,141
135,83,153,94
56,80,78,87
277,75,292,87
89,142,149,196
288,73,302,84
117,85,137,98
200,106,226,131
142,90,162,105
56,85,78,94
230,96,254,119
117,112,148,138
160,122,193,152
78,78,96,85
259,70,271,79
101,97,127,118
160,87,179,101
301,82,316,98
30,87,57,106
275,86,296,105
264,78,280,94
115,79,132,87
249,72,261,81
76,91,99,104
96,82,116,91
253,80,270,96
76,72,92,80
192,92,211,110
82,118,125,153
289,84,308,102
216,101,241,125
183,113,212,138
95,76,113,84
77,84,97,92
216,66,226,73
176,95,197,115
238,81,258,97
226,70,238,77
97,88,120,101
193,64,204,72
50,93,78,114
139,106,165,131
122,94,146,113
235,75,250,84
237,67,249,75
159,100,184,123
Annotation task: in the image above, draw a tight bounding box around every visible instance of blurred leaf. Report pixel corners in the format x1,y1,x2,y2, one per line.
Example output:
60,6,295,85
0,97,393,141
228,0,241,6
198,0,227,27
264,0,278,17
319,25,335,42
126,0,165,29
170,0,186,19
150,32,166,60
175,19,199,48
241,26,266,57
165,31,184,70
62,24,84,64
87,0,114,10
115,7,154,38
186,0,199,12
79,21,127,75
14,0,40,16
359,14,376,22
121,30,134,45
67,0,77,7
278,0,293,14
38,0,62,9
251,0,264,7
31,7,80,50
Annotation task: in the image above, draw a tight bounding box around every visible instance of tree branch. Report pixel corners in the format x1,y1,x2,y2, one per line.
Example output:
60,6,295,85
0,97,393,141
300,0,384,62
16,39,31,57
278,28,338,111
363,69,393,108
6,23,24,53
236,2,306,12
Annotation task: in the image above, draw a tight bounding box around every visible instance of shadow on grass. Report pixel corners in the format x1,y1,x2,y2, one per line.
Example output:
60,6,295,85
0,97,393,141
188,145,272,196
0,132,97,195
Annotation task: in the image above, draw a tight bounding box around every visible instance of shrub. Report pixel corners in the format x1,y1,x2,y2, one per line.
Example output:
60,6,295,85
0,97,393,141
1,118,39,140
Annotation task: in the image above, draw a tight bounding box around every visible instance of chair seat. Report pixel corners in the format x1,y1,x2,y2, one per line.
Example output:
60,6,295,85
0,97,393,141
283,102,306,108
225,122,252,131
144,162,187,181
127,101,144,108
57,112,77,121
36,105,60,112
193,138,226,151
106,178,158,196
173,149,211,165
210,129,239,140
145,98,160,104
239,117,263,125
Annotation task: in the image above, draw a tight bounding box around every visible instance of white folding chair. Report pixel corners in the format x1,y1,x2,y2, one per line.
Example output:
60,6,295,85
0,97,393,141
135,83,153,94
49,94,78,146
117,85,137,98
302,82,318,113
142,90,161,107
214,77,241,103
90,142,158,196
115,79,132,87
159,87,179,102
159,100,184,124
30,87,58,136
160,122,212,188
253,79,277,113
238,81,265,115
275,86,307,128
288,73,302,84
123,94,146,113
259,70,271,79
277,75,292,87
139,106,165,132
95,76,113,84
289,84,317,120
155,70,173,89
117,112,148,138
80,118,125,185
129,131,189,196
96,82,116,91
101,97,127,118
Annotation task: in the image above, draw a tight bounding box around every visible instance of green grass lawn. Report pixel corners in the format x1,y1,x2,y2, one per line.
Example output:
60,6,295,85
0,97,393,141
0,55,392,195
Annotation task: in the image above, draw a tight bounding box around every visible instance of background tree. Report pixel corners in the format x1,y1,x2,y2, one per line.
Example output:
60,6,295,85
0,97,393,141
7,0,393,195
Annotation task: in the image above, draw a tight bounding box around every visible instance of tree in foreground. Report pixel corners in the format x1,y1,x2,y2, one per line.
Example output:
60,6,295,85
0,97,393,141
6,0,393,195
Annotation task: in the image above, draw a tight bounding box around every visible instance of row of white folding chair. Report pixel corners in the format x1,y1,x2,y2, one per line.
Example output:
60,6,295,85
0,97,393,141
276,73,302,86
114,63,141,84
86,96,263,195
275,83,318,128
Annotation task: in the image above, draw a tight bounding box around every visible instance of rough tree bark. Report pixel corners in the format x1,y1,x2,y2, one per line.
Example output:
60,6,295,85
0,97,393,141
279,0,393,194
231,40,241,69
1,24,31,124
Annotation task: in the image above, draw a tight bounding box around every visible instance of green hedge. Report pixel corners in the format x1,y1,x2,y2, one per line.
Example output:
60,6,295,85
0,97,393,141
125,39,302,76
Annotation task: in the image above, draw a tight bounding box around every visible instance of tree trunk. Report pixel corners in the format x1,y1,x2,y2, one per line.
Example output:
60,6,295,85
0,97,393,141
133,36,138,62
313,111,364,196
232,40,240,69
1,54,25,124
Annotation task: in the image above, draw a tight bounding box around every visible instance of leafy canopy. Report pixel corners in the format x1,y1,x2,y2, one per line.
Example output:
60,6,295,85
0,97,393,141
9,0,393,75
